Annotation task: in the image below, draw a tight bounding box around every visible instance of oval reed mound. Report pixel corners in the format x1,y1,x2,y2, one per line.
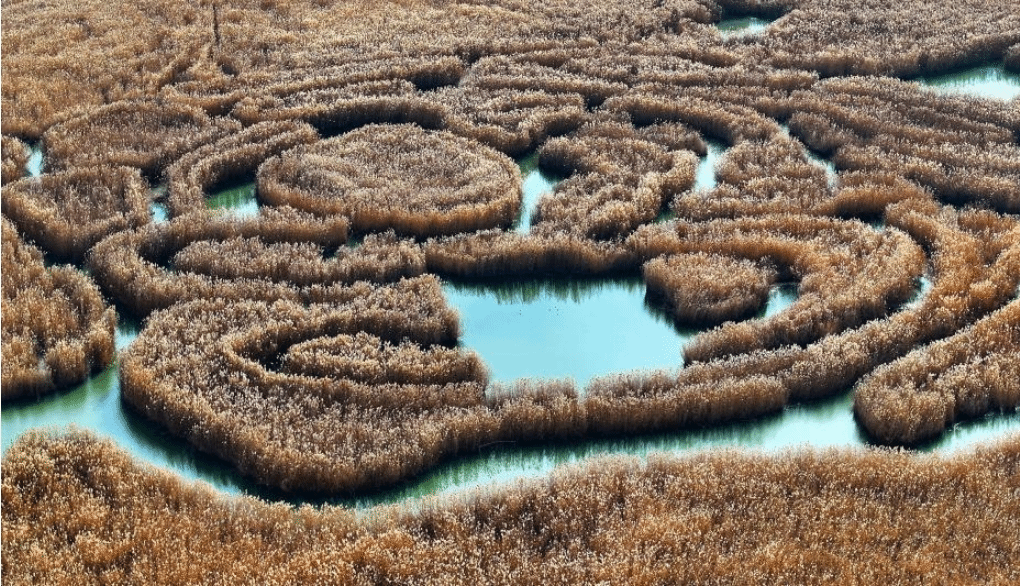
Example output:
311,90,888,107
1,135,30,183
2,166,150,262
2,219,115,400
258,124,523,238
643,253,779,326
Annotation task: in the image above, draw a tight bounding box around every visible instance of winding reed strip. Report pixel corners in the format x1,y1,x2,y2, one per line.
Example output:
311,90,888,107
86,208,354,317
1,219,115,400
6,431,1019,584
41,100,240,176
745,0,1020,77
855,299,1020,446
786,76,1020,212
533,121,699,238
258,124,523,238
231,79,448,135
460,55,627,108
118,276,502,493
2,166,150,262
164,120,320,217
424,230,638,279
630,215,926,362
643,253,779,326
432,87,588,156
1,135,30,184
672,135,835,220
603,89,784,144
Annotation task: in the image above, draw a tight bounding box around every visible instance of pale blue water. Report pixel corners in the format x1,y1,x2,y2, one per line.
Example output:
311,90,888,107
515,151,559,233
207,181,259,217
717,16,770,37
919,63,1020,101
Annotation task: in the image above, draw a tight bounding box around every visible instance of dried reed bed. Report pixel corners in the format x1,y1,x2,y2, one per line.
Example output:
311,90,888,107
629,215,926,362
41,100,241,176
2,166,150,262
424,230,638,279
533,121,699,238
431,86,588,156
6,430,1019,584
258,124,523,238
643,253,779,326
460,54,627,108
118,276,502,493
1,219,115,400
1,135,29,183
671,135,836,220
164,120,320,217
855,299,1020,445
787,76,1020,213
745,0,1020,77
86,208,356,317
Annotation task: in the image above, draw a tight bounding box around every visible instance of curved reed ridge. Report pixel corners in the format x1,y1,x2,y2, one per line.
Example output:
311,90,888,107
258,124,523,237
1,219,115,400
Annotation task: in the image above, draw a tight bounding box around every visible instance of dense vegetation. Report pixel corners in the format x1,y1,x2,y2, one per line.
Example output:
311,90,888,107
3,0,1019,580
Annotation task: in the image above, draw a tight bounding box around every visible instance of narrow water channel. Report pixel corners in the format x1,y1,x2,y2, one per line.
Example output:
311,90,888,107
918,63,1020,101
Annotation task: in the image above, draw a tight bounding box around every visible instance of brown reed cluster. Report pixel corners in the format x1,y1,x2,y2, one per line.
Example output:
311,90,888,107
1,219,115,400
742,0,1020,77
1,135,30,183
643,253,779,326
2,166,150,262
85,209,433,317
5,430,1019,584
532,120,699,239
164,120,320,217
855,298,1020,446
786,76,1020,213
41,100,241,176
258,124,523,238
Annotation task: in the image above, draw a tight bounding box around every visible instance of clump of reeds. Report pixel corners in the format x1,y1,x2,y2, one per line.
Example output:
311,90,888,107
1,219,115,400
2,166,150,262
629,215,927,362
854,298,1020,446
164,120,320,217
86,208,355,317
432,86,588,156
643,253,779,326
671,135,835,220
41,100,240,176
786,76,1020,213
258,124,524,238
460,54,628,108
2,135,30,183
529,120,699,238
7,430,1019,583
424,229,639,279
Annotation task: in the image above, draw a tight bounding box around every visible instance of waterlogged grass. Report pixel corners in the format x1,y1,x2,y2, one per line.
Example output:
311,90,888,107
206,181,259,217
918,63,1020,101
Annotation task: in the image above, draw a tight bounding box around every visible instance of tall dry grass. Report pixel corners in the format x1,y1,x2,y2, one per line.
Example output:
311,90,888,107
1,219,115,400
258,124,523,238
2,166,150,262
164,120,320,217
1,135,30,183
41,100,240,176
5,430,1019,584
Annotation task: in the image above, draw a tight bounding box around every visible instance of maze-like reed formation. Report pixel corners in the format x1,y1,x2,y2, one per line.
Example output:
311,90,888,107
3,0,1020,578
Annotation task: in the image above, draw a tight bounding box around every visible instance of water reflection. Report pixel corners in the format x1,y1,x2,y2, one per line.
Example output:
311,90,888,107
717,16,770,37
514,151,560,234
918,63,1020,101
207,181,259,217
25,145,43,177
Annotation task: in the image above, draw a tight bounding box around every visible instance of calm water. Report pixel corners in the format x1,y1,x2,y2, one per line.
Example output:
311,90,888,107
918,63,1020,101
717,16,770,37
515,151,559,233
